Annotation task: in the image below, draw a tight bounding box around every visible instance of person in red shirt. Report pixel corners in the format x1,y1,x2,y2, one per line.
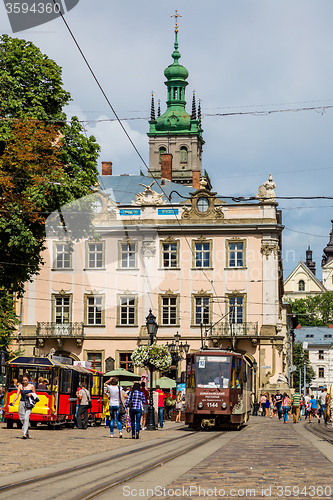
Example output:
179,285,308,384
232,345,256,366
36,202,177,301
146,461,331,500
140,382,149,430
155,385,166,428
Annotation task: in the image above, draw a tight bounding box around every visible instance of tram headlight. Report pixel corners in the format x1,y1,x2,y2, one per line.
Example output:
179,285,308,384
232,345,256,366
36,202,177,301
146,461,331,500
197,402,204,409
221,402,227,410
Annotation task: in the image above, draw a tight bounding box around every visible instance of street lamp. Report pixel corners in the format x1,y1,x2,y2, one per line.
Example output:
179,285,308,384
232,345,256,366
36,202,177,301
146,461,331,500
146,309,158,430
167,332,190,381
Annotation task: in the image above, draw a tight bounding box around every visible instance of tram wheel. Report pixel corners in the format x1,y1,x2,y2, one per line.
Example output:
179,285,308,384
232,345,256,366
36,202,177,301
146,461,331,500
6,420,13,429
17,421,23,429
30,422,38,428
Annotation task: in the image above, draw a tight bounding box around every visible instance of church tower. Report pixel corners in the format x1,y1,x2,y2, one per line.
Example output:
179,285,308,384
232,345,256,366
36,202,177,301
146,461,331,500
147,13,204,185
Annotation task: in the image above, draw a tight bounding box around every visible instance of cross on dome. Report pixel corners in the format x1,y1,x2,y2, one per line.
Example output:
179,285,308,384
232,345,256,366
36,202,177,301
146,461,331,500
171,10,182,34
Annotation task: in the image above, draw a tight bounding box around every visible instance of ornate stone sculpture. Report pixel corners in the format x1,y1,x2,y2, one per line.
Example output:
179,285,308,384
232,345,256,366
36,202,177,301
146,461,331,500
133,181,166,205
141,241,156,257
257,174,276,203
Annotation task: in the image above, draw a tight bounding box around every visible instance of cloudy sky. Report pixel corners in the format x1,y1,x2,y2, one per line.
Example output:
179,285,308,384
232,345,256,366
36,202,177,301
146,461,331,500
2,0,333,279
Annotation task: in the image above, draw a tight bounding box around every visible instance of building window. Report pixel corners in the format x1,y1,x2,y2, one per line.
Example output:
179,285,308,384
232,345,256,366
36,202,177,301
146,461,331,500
319,350,324,360
159,146,167,163
55,243,71,269
298,280,305,292
54,295,71,324
118,296,137,326
119,353,134,372
87,242,104,269
84,295,104,326
228,295,244,324
162,241,179,268
120,242,136,268
228,242,244,267
193,240,211,268
319,367,325,378
180,146,188,163
87,352,102,371
160,295,179,326
305,334,314,338
193,295,211,325
324,334,332,338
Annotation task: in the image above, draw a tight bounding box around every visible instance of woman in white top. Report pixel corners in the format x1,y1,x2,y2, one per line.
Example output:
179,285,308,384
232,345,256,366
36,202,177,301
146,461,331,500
104,376,124,438
10,373,36,439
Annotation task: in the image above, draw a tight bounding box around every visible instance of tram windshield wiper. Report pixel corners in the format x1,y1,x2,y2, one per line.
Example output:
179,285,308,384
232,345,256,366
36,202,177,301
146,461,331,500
207,373,220,392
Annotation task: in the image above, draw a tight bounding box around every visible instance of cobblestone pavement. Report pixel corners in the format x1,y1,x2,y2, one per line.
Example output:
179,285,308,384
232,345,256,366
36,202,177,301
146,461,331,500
151,417,333,500
0,420,184,478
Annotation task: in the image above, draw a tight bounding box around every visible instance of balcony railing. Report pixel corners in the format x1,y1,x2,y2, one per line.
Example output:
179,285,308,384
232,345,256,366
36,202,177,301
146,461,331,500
36,322,84,337
209,322,258,338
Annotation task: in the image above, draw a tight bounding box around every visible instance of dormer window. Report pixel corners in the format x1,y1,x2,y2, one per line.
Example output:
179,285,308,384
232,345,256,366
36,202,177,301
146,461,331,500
180,146,188,163
298,280,305,292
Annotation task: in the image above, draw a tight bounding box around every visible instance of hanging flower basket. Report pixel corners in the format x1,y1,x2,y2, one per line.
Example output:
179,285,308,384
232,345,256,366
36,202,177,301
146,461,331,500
131,343,172,372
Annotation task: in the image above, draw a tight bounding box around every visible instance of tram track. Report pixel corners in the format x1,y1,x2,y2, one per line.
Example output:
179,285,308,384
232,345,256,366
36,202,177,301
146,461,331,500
0,429,196,494
0,429,228,500
305,421,333,445
72,432,221,500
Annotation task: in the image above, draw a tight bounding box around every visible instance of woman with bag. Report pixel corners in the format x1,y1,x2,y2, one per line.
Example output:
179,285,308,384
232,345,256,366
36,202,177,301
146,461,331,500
125,382,145,439
104,377,124,438
10,373,36,439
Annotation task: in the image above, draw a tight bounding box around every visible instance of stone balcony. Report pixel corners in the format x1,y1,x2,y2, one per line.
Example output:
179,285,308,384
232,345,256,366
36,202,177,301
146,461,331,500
36,322,85,348
208,322,259,346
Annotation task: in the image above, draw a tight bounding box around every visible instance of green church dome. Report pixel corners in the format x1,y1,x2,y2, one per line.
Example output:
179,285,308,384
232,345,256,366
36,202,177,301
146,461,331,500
148,27,203,141
164,47,189,81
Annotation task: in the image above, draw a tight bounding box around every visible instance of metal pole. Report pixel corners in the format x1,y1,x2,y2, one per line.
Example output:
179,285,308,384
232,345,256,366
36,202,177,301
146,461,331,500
147,364,156,430
299,368,302,395
303,362,306,395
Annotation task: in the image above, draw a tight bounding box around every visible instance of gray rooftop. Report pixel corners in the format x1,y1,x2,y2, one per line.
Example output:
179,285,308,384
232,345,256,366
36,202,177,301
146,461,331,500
97,175,260,207
97,175,194,205
295,327,333,345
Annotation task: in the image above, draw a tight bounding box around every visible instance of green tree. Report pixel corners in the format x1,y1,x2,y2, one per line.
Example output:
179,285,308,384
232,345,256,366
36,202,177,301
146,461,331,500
0,36,100,353
292,343,315,390
0,290,19,358
290,292,333,326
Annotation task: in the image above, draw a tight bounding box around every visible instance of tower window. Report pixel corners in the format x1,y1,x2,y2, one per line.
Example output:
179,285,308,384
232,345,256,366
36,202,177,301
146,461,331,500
159,146,167,164
180,146,188,163
173,88,177,99
298,280,305,292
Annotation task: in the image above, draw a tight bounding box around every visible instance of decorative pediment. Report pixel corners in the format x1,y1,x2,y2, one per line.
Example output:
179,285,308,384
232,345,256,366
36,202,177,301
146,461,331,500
92,191,117,220
181,180,224,221
132,181,166,206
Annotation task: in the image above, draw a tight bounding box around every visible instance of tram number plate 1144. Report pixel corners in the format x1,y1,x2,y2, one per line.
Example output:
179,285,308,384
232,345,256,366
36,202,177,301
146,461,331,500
207,402,219,407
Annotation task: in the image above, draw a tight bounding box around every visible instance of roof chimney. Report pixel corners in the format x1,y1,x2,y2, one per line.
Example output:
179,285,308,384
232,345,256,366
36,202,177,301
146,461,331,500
160,153,172,182
102,161,112,176
192,171,200,190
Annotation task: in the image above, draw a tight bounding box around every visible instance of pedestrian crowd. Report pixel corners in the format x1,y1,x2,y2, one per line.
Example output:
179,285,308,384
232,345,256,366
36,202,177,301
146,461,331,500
259,386,333,426
102,378,182,439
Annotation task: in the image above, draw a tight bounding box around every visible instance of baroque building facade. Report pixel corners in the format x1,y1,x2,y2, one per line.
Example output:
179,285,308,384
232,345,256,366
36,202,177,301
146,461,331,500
16,29,288,392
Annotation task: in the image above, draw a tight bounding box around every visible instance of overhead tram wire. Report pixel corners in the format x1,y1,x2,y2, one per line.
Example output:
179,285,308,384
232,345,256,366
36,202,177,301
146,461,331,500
51,4,224,317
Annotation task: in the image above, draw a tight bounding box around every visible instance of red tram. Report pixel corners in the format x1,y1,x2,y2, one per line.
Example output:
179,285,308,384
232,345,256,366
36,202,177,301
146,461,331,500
185,349,252,429
3,356,104,428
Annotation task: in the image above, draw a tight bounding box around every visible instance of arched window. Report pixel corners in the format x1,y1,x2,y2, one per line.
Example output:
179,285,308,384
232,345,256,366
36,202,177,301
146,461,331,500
180,146,188,163
298,280,305,292
159,146,167,164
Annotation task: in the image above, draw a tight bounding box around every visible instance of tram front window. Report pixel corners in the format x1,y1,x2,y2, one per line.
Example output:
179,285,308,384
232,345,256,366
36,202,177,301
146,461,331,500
196,356,230,389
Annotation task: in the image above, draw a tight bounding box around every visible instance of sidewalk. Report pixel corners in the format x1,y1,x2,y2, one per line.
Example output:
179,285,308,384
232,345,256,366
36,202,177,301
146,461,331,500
151,416,333,500
0,420,185,478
